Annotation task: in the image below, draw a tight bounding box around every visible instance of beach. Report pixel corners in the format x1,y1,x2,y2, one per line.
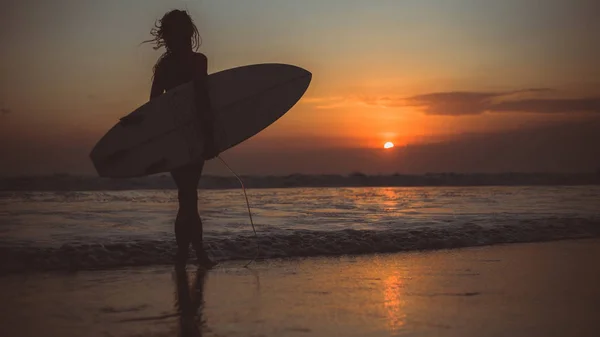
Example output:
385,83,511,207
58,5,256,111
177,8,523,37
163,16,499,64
2,238,599,337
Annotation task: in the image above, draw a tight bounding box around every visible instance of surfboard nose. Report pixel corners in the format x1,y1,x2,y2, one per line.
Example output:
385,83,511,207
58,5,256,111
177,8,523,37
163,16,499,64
290,64,312,80
301,68,312,83
286,64,312,91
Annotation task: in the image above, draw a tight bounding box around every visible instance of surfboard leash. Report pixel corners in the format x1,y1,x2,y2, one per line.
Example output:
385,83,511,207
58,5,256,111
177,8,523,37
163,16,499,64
216,155,260,268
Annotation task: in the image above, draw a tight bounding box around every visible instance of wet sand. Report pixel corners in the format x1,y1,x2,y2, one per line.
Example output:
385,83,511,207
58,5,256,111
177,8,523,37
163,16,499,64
1,239,599,337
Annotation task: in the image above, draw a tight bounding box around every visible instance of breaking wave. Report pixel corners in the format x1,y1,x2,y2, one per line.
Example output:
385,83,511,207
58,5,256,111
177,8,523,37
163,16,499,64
2,216,599,275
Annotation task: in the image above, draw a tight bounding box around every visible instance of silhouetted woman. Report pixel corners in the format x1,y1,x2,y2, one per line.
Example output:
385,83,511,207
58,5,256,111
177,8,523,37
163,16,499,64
144,10,218,268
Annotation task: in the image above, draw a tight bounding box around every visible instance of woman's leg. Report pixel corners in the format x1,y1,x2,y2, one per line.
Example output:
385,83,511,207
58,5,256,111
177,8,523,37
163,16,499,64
171,160,205,263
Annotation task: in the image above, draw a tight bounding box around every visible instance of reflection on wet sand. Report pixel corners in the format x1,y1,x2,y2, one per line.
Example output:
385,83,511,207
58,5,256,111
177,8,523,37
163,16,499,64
383,274,407,332
173,266,209,337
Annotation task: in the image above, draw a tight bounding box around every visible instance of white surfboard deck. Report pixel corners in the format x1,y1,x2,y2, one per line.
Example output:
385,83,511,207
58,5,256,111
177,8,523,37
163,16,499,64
90,63,312,178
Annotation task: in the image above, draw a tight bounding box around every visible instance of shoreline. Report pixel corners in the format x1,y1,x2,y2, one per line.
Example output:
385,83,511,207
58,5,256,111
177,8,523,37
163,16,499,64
3,231,599,276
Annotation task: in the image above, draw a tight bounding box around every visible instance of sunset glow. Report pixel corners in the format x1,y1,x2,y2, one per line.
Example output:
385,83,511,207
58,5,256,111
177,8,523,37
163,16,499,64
0,0,598,176
384,142,395,149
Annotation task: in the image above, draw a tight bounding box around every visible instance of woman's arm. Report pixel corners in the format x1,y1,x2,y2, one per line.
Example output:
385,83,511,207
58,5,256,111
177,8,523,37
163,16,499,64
150,64,165,100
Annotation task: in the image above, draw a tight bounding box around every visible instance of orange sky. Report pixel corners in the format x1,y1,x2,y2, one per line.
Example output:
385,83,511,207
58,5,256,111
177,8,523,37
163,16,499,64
1,0,599,175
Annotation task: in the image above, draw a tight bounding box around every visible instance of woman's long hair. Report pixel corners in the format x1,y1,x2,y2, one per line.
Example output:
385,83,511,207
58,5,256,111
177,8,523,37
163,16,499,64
143,9,202,78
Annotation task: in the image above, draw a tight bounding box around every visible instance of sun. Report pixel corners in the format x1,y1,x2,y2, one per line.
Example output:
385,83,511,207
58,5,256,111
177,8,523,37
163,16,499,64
384,142,395,149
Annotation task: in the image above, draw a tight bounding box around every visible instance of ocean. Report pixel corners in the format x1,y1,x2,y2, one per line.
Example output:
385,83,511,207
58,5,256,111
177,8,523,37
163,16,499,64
1,186,599,274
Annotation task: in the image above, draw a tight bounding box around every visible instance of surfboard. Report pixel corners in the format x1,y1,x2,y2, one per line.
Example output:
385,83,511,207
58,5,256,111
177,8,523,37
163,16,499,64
90,63,312,178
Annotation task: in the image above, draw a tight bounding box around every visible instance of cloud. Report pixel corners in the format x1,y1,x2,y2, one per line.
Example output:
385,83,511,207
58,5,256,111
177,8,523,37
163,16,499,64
402,88,584,116
405,91,497,116
489,97,600,114
410,93,600,116
301,96,353,109
302,95,411,110
305,88,599,116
